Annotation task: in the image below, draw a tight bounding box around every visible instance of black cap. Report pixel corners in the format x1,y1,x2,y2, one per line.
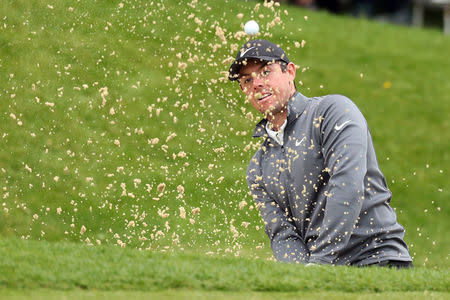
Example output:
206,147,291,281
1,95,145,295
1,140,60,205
228,39,290,81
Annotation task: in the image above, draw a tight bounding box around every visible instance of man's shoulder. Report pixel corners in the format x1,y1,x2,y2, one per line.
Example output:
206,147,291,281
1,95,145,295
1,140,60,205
292,93,352,112
246,137,273,170
246,146,265,180
316,94,353,106
289,93,346,118
247,141,266,162
310,94,360,115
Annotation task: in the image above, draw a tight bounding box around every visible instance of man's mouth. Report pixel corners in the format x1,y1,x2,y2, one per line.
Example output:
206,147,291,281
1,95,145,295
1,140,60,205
256,93,272,101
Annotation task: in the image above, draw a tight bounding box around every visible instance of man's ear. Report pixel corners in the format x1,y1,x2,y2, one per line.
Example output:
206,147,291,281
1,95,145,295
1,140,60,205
287,62,296,80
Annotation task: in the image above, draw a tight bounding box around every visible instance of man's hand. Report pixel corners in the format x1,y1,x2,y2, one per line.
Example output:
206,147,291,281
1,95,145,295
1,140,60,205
305,263,318,267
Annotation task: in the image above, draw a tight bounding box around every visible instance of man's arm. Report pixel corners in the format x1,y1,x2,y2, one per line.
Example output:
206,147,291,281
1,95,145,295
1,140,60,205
247,157,309,263
308,95,368,264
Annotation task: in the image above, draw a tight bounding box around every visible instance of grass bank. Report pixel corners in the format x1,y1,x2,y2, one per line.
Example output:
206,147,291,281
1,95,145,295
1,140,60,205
0,238,448,294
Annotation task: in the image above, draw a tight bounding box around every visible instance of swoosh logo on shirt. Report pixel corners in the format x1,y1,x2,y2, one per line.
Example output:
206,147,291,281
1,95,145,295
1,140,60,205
334,120,351,131
295,137,306,146
240,46,255,58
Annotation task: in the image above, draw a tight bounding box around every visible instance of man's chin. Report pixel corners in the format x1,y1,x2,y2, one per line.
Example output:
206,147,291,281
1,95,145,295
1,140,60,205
261,104,287,119
262,107,278,118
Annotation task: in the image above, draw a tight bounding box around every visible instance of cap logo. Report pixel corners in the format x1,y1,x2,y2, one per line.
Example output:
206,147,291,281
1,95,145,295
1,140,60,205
240,46,255,58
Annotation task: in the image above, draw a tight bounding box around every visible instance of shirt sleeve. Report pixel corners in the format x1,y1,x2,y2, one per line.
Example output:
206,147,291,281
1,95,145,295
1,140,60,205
308,95,368,264
247,154,309,263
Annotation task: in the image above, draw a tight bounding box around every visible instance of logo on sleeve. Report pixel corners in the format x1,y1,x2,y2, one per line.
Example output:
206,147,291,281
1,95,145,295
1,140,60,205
334,120,351,131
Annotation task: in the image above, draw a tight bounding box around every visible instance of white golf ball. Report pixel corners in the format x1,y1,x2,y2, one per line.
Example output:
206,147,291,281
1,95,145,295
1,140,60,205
244,20,259,35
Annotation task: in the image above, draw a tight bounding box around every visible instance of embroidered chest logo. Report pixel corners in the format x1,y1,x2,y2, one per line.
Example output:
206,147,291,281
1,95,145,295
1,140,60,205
295,137,306,146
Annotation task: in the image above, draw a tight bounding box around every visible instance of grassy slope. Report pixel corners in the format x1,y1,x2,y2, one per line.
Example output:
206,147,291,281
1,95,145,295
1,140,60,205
0,0,448,280
0,238,448,296
2,290,449,300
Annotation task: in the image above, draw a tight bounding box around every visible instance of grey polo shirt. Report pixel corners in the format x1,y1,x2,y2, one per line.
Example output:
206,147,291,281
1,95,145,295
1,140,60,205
246,91,412,265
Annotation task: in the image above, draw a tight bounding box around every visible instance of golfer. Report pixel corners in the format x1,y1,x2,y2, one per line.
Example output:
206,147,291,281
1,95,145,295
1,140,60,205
228,39,413,268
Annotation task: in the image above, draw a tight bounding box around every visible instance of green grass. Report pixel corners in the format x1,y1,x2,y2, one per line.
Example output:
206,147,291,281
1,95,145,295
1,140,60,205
2,290,447,300
0,0,449,297
0,238,448,298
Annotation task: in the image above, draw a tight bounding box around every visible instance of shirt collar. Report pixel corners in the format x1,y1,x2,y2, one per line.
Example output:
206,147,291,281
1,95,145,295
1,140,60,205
266,119,287,145
252,91,309,138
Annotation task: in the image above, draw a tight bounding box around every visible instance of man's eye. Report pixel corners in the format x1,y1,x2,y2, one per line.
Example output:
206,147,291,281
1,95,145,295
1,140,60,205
263,70,270,76
244,78,251,84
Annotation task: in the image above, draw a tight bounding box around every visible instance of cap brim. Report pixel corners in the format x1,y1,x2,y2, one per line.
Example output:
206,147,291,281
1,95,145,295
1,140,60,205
228,56,289,81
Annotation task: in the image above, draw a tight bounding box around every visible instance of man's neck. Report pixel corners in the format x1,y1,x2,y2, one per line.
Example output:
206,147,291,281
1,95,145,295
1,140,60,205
267,109,288,131
266,90,295,131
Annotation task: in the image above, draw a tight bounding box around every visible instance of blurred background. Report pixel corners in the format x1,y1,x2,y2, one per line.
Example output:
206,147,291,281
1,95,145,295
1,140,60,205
275,0,450,32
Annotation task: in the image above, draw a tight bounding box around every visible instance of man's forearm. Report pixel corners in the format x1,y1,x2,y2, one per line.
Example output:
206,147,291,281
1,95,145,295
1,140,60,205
248,177,309,263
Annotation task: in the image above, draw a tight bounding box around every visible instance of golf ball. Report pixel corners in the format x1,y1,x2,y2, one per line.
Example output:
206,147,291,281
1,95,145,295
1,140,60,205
244,20,259,35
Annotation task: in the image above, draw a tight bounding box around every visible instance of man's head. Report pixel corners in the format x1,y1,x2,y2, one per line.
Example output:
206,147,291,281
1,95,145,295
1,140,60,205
228,40,296,121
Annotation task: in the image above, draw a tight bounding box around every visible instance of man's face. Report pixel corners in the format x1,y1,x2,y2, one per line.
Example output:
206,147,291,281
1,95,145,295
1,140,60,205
238,60,296,119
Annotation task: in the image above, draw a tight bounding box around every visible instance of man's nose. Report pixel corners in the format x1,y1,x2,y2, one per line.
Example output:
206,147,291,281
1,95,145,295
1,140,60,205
251,75,264,89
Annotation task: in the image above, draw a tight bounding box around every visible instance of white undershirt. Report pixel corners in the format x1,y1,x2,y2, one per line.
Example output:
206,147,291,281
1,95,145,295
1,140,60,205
266,120,287,146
